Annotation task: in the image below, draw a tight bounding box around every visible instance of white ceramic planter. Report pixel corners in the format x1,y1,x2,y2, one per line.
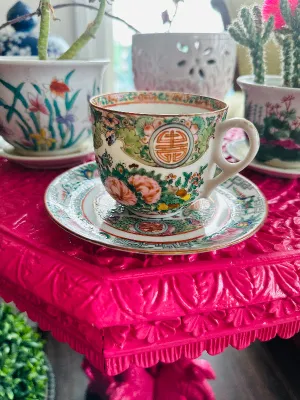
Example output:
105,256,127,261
238,75,300,169
0,57,109,156
132,33,236,100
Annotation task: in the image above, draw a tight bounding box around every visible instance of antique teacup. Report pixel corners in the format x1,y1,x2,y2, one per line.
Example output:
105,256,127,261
90,91,259,217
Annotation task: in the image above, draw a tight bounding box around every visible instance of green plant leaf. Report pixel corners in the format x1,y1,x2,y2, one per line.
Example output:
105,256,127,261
31,83,42,95
175,177,182,187
135,117,153,137
0,303,48,400
17,122,30,141
116,127,142,157
64,69,75,85
65,89,81,111
53,99,66,141
192,115,205,129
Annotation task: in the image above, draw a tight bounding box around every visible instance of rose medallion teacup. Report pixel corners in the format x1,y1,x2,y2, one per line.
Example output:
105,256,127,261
90,91,259,217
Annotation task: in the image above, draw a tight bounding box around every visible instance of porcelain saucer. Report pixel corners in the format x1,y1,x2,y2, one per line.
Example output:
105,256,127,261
227,139,300,179
45,162,267,255
0,141,94,169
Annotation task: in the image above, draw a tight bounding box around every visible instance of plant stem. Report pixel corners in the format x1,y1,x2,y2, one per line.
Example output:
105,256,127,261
0,11,40,30
292,32,300,87
167,2,179,32
38,0,51,60
0,3,140,34
59,0,106,60
283,36,293,87
54,3,140,33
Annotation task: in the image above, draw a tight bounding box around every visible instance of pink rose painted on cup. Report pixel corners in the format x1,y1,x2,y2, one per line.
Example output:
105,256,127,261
128,175,161,204
105,177,137,206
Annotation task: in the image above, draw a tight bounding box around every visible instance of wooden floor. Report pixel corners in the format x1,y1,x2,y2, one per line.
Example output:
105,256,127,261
45,334,300,400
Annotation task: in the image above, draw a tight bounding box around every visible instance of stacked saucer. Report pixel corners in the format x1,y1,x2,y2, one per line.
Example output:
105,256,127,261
227,138,300,179
0,139,94,169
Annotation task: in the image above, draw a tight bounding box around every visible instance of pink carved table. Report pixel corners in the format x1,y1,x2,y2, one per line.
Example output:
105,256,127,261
0,130,300,399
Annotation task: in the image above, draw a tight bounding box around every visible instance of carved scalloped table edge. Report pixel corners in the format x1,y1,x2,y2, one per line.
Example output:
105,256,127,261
0,235,299,376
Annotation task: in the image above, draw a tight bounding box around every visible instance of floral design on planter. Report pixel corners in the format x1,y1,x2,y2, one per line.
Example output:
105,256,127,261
0,70,99,152
96,154,208,214
245,94,300,163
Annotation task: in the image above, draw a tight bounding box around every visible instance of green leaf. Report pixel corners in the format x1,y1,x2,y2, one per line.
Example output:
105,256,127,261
44,98,56,145
65,89,81,111
31,83,42,95
7,389,13,400
175,177,182,187
135,117,153,137
53,99,66,141
17,122,30,141
29,112,40,132
64,69,75,85
116,127,142,157
69,128,87,147
192,115,205,129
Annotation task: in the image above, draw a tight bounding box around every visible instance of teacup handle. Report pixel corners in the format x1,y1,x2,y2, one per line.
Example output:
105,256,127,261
201,118,259,198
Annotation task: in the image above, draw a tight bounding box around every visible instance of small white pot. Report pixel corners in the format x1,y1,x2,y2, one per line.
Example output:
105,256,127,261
0,57,109,156
238,75,300,169
132,32,236,100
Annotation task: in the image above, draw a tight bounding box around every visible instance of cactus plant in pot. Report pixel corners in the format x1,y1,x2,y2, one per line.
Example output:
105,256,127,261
0,1,109,158
229,0,300,169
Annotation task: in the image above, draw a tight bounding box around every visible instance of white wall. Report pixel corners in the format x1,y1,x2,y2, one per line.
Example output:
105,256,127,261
0,0,76,45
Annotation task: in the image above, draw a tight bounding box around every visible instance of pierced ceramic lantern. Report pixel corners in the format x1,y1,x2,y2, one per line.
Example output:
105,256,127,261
132,32,236,100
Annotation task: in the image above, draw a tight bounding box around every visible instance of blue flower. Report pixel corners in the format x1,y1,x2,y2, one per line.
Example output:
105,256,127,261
56,113,75,129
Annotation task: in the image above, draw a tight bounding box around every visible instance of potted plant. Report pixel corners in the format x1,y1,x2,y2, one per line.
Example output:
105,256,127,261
0,302,54,400
132,0,237,100
0,0,109,156
229,0,300,169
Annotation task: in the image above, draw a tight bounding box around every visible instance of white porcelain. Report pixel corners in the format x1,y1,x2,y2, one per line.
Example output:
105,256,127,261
227,138,300,179
90,91,259,217
45,162,267,255
238,75,300,169
0,57,109,156
132,33,236,100
0,140,94,169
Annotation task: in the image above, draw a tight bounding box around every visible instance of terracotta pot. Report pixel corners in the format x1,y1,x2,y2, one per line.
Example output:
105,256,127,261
132,33,236,100
0,57,109,156
238,75,300,169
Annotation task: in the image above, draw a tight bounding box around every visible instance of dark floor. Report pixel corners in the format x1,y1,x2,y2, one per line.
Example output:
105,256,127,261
45,334,300,400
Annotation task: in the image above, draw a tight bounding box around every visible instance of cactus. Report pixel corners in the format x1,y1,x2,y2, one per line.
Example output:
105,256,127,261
276,0,300,87
275,31,293,87
228,6,274,84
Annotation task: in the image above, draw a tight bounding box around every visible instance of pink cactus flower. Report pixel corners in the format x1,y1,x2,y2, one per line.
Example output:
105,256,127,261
262,0,298,30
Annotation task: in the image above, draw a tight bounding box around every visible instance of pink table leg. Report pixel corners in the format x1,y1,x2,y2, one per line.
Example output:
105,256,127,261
83,358,216,400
